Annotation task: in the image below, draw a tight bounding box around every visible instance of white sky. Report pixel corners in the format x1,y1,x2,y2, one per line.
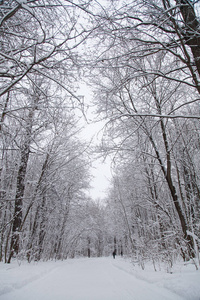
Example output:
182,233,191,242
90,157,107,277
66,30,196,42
77,84,112,201
88,156,112,201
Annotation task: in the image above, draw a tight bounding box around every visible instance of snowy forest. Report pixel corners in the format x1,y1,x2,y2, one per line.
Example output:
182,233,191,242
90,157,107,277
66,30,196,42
0,0,200,271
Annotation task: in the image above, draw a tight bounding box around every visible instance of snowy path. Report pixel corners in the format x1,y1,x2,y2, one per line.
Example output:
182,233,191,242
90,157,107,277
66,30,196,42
0,257,187,300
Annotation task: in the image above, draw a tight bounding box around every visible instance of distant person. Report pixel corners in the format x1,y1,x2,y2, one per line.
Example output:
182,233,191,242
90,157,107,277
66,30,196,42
112,249,117,259
120,250,123,257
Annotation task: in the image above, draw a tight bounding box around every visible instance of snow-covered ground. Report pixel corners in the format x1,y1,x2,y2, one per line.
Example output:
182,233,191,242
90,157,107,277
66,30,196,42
0,257,199,300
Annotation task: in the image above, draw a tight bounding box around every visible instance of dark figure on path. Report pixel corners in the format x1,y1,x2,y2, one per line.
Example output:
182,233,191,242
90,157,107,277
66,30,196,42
112,249,117,259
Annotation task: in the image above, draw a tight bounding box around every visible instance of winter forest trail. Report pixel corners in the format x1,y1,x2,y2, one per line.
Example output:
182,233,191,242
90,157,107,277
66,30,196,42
0,257,185,300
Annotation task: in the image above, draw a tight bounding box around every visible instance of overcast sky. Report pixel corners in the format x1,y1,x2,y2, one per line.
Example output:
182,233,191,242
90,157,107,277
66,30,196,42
78,83,112,201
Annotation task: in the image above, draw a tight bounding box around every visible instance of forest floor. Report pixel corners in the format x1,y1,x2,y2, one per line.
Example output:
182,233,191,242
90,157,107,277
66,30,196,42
0,257,199,300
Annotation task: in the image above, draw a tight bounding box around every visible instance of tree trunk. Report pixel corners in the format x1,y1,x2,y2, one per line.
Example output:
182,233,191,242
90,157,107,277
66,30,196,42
55,206,70,260
0,91,10,132
149,124,194,257
87,237,91,258
177,0,200,77
8,100,37,263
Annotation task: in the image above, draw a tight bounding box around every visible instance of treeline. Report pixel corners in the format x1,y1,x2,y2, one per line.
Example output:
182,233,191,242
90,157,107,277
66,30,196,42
88,0,200,268
0,0,92,262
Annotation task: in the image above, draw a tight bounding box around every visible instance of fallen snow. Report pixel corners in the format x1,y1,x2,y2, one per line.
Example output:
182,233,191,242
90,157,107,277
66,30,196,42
0,257,199,300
